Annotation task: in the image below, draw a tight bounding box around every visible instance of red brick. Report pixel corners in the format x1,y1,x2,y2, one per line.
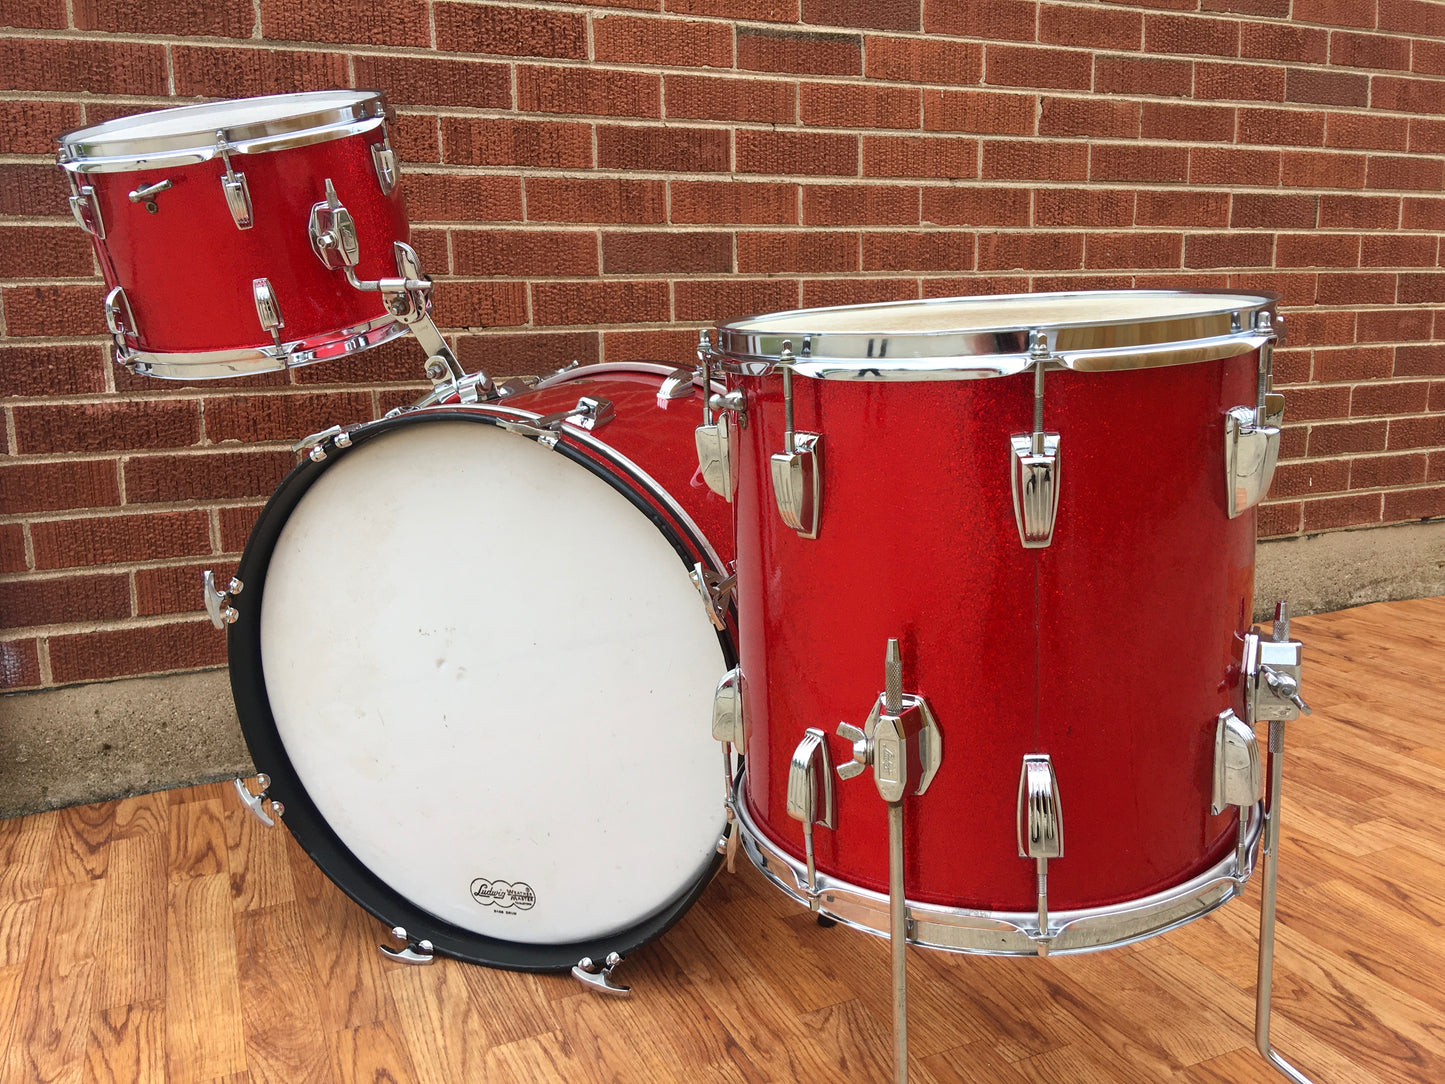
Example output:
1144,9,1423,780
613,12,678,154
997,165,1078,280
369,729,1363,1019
1432,448,1445,480
923,91,1032,135
674,278,800,321
519,66,661,118
31,511,212,570
219,506,264,553
1383,486,1445,521
986,45,1092,91
671,181,798,224
600,329,699,365
803,82,920,129
1089,143,1189,183
603,231,734,274
1366,155,1445,192
922,187,1032,226
0,225,92,279
921,275,1030,297
595,14,733,67
1351,380,1432,418
1403,197,1445,230
1238,108,1325,147
1415,40,1445,76
1379,0,1445,35
1286,308,1357,348
802,278,919,308
1389,414,1445,450
925,0,1037,40
1281,151,1367,189
737,27,860,75
1190,147,1281,186
1185,233,1273,269
431,282,528,329
1138,190,1230,226
1302,493,1381,531
1274,232,1361,268
863,135,976,179
739,130,858,176
0,101,81,155
1398,273,1445,303
804,0,918,30
1331,31,1412,71
665,75,794,124
1353,453,1428,489
977,231,1083,271
0,0,64,27
1313,346,1392,381
1256,502,1302,538
354,56,511,110
1362,234,1437,267
528,178,667,224
1231,193,1318,229
1410,118,1445,154
171,47,349,99
1041,97,1139,139
862,231,974,272
1271,348,1313,385
1269,459,1351,499
803,185,920,226
0,460,119,515
1292,0,1376,27
1359,308,1434,343
203,392,374,445
134,561,237,618
0,285,107,338
433,3,588,58
1092,55,1192,98
1396,345,1445,376
261,0,429,47
1309,420,1387,455
737,231,858,273
1372,76,1445,114
0,163,69,218
0,38,167,95
1033,188,1131,227
124,450,294,504
49,620,226,684
532,281,671,325
0,573,131,628
983,141,1088,182
1144,14,1239,56
865,36,982,84
667,0,796,18
0,525,27,574
1042,5,1141,50
453,229,599,277
1032,272,1132,292
392,113,441,163
1240,23,1328,64
405,175,524,223
1315,272,1394,305
1325,112,1409,152
1196,61,1287,102
13,400,199,456
1233,271,1319,306
1084,232,1181,270
0,640,41,691
456,332,601,376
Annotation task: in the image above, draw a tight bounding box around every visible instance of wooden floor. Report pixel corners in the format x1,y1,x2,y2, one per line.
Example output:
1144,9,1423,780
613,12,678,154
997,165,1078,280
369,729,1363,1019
2,597,1444,1083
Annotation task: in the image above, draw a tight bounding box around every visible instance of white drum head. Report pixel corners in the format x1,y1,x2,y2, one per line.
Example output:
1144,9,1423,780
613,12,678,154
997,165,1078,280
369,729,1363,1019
258,418,726,944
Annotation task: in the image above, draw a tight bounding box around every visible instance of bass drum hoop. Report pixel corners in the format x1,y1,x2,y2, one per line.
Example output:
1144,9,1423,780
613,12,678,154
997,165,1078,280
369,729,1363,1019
229,407,735,971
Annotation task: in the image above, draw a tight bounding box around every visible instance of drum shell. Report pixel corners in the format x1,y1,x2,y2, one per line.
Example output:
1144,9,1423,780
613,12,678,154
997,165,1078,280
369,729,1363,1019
732,354,1258,913
72,129,406,355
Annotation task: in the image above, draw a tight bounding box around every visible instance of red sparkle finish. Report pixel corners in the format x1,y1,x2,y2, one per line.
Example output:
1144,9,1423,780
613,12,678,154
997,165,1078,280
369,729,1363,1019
77,131,407,354
733,352,1258,912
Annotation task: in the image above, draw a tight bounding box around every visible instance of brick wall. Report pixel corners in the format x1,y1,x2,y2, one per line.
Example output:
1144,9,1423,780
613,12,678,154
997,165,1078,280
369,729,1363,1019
2,0,1444,690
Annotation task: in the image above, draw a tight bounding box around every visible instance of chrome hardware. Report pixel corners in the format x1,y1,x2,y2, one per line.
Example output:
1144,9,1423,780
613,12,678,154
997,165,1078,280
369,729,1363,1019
708,389,748,419
232,774,277,827
1213,708,1264,872
68,182,105,238
786,728,836,907
833,639,942,1084
371,129,398,195
103,286,137,349
292,424,354,463
572,952,630,997
1251,600,1320,1084
503,397,616,444
1017,754,1062,956
127,179,172,213
1225,404,1282,518
689,562,736,632
252,278,284,350
379,927,434,966
770,344,822,538
1010,354,1061,548
695,331,736,500
309,178,361,270
203,570,242,628
711,668,743,747
216,133,253,229
657,367,696,406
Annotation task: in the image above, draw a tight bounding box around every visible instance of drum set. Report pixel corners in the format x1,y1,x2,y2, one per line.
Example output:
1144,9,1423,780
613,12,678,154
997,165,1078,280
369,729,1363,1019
59,90,1320,1084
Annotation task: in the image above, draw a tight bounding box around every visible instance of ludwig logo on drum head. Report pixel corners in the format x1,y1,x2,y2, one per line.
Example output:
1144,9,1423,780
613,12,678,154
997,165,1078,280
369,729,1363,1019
470,877,536,912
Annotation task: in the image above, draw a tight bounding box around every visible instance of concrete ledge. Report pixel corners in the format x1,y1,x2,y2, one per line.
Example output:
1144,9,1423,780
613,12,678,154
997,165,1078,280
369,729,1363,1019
0,668,251,819
1255,520,1445,620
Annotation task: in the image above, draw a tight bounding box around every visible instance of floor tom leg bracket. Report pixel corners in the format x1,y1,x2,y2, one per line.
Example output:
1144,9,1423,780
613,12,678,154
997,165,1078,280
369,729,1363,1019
232,774,279,827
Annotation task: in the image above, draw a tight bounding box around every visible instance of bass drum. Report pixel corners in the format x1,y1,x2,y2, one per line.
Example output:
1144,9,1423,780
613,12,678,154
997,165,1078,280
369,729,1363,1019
228,363,735,970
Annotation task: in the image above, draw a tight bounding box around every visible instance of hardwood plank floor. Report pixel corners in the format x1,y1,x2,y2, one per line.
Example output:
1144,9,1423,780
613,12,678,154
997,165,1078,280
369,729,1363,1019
2,597,1443,1082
